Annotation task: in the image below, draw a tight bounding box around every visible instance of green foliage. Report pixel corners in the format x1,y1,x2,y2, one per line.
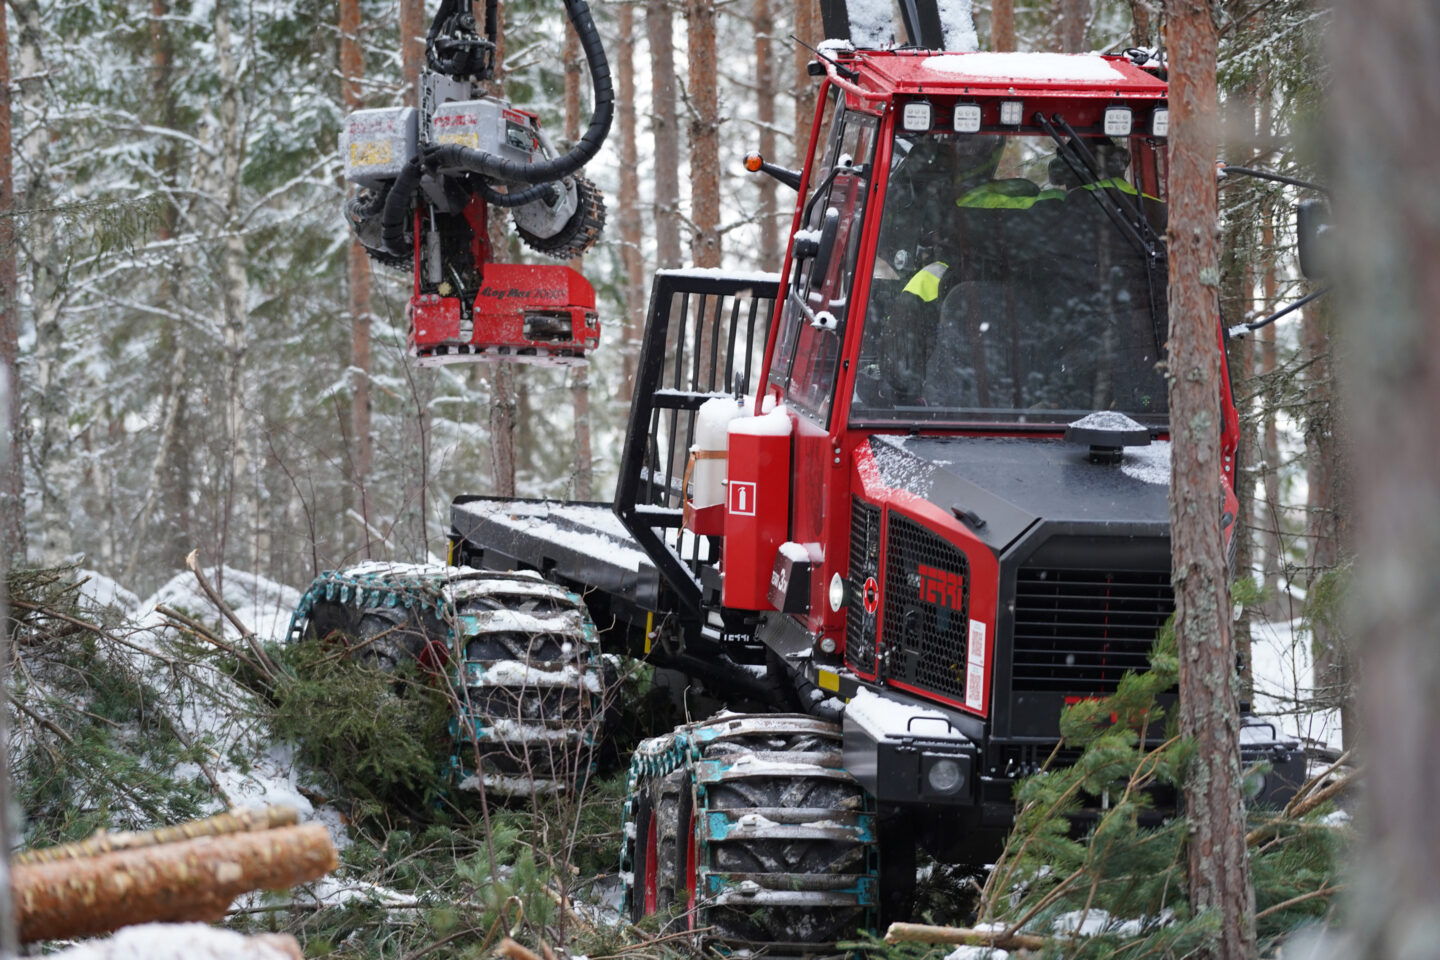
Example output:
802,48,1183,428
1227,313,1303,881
7,565,212,844
268,639,454,814
966,626,1347,958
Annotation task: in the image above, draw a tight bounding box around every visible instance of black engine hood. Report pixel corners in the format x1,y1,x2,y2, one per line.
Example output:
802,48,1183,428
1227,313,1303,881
867,435,1172,555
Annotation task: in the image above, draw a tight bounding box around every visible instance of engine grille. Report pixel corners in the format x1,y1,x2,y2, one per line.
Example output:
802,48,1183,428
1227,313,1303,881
883,513,970,702
1012,567,1173,693
845,499,881,675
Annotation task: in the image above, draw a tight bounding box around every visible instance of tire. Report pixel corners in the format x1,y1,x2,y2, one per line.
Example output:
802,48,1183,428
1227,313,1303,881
289,564,604,799
621,715,878,958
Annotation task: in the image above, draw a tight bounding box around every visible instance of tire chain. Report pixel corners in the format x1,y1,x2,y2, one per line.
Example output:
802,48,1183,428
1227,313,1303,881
290,562,602,797
620,714,879,957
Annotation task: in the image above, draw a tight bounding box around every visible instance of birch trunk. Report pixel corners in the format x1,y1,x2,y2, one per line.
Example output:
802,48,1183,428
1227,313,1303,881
1165,0,1256,953
211,0,256,580
12,0,70,564
0,0,21,564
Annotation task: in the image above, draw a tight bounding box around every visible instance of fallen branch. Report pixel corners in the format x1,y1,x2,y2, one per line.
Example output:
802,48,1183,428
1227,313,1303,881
13,822,336,942
1246,766,1360,847
185,550,281,683
885,922,1049,952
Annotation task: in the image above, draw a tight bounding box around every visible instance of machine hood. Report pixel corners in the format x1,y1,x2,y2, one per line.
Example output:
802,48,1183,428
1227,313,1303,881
867,434,1172,554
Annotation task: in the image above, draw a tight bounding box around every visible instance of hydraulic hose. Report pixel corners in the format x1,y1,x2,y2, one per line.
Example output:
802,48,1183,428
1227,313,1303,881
475,179,559,208
380,156,423,257
425,0,612,185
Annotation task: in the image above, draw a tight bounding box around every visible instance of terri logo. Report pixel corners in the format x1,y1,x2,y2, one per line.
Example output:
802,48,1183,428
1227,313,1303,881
918,564,964,610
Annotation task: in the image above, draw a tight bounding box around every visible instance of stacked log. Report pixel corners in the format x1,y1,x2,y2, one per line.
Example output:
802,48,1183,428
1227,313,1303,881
11,805,337,943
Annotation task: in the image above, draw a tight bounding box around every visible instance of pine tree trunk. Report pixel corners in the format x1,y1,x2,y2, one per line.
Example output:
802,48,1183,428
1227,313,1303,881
1334,4,1440,954
793,0,815,165
617,4,645,399
1301,296,1351,746
1165,0,1257,953
992,0,1016,51
563,27,593,499
0,2,21,565
754,0,780,265
646,0,682,269
1257,191,1284,616
688,0,720,267
1131,0,1153,46
1221,78,1257,705
401,0,426,106
341,0,374,557
13,0,71,565
1056,0,1089,51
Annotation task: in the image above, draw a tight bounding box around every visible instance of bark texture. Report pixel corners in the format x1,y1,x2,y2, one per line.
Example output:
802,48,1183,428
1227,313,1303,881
687,0,720,267
754,0,780,264
13,0,70,564
646,0,682,269
1331,2,1440,954
991,0,1016,51
1164,0,1257,953
793,0,815,165
1056,0,1089,51
0,0,20,564
341,0,374,555
616,4,645,398
401,0,426,106
13,824,337,942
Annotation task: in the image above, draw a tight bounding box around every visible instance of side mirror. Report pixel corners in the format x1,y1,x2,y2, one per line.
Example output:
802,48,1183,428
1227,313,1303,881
800,208,840,297
1297,199,1331,280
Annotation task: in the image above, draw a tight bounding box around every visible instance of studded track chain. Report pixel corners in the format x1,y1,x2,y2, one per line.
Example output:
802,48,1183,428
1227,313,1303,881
621,714,878,958
290,562,602,797
516,174,606,260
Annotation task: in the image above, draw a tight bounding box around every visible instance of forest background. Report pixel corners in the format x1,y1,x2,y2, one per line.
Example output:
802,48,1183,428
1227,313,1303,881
0,0,1337,738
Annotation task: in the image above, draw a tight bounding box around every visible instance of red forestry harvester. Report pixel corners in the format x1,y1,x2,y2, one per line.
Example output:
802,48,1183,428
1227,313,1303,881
295,0,1308,953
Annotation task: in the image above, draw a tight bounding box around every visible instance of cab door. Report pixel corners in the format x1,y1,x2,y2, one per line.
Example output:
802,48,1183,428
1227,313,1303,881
767,94,877,626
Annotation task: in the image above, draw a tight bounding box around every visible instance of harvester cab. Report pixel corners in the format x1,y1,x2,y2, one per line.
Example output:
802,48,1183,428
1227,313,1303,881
340,0,610,365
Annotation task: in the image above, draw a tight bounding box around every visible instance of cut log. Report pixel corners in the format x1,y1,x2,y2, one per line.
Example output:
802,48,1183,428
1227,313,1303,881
13,823,337,942
884,921,1049,951
15,805,300,866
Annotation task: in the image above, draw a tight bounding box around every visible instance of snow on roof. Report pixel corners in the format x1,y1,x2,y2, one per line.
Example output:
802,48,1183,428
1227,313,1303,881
922,52,1126,82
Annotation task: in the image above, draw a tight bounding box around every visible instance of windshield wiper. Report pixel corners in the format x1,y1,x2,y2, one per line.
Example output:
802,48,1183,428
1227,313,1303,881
1035,113,1166,266
1036,112,1169,351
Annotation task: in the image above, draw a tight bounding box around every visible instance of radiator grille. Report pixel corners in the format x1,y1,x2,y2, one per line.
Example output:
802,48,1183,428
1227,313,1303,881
845,499,881,675
1012,567,1173,693
883,513,970,701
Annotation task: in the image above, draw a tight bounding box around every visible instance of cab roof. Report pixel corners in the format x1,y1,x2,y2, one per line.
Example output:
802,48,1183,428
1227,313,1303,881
840,50,1168,100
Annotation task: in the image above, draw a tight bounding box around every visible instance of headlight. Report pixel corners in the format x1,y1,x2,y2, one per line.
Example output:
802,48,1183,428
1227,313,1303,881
828,573,846,612
926,758,965,794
